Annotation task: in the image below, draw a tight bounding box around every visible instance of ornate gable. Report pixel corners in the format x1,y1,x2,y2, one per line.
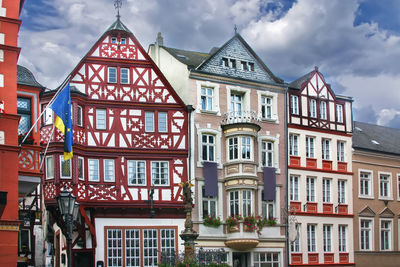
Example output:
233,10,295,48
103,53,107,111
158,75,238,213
197,34,282,84
379,207,395,218
299,67,335,100
359,206,375,217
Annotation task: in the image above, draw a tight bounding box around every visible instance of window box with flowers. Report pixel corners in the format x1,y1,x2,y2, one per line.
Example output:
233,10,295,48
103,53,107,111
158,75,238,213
203,215,221,228
225,215,242,233
18,133,34,145
243,215,258,232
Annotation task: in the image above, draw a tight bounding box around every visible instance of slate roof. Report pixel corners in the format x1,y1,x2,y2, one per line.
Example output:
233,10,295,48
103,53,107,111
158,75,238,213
17,65,44,88
105,17,131,33
162,46,210,69
288,71,312,89
353,121,400,155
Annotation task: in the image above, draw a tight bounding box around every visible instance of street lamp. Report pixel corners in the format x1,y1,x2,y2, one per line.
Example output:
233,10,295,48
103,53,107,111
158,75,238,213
56,188,79,267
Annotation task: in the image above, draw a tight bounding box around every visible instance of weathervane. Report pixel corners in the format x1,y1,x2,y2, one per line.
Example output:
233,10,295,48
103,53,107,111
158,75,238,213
114,0,122,19
234,24,238,34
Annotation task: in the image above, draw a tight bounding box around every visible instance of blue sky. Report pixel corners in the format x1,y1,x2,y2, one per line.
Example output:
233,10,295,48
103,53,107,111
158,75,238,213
18,0,400,128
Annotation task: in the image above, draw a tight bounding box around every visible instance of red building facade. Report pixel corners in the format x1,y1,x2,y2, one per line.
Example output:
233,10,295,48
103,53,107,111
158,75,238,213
41,18,189,267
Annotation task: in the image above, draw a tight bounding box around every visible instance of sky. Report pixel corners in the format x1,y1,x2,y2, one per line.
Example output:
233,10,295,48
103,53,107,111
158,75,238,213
18,0,400,128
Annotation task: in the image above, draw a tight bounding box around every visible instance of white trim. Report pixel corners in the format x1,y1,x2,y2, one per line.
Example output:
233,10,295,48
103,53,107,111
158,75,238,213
77,105,83,127
151,161,170,186
88,158,100,182
127,160,147,186
195,125,222,168
257,90,279,123
45,155,54,179
226,135,254,162
258,132,280,173
195,81,220,115
358,169,374,199
378,171,393,200
78,156,85,181
379,218,393,251
359,217,374,251
397,173,400,201
59,155,72,179
226,85,251,114
257,185,280,224
103,159,115,182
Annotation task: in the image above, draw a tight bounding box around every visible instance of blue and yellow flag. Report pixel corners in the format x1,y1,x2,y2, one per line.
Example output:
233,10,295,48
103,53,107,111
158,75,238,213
51,82,73,160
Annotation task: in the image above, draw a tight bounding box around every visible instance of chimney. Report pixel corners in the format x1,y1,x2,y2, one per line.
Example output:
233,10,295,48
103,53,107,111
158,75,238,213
156,32,163,47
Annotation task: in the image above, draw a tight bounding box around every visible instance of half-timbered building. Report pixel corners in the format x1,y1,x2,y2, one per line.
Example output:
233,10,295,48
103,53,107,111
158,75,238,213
149,32,287,267
287,67,354,266
41,17,189,267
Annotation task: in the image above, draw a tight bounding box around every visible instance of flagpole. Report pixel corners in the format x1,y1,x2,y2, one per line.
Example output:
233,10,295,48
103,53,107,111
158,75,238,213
39,124,56,170
19,74,71,146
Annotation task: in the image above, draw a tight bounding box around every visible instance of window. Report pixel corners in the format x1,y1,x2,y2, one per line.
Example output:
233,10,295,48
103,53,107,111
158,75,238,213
44,107,53,125
108,67,117,83
241,136,251,160
107,229,122,267
46,156,54,179
201,87,214,111
88,159,99,182
60,155,71,178
229,58,236,68
262,195,275,220
306,137,315,158
111,37,117,44
323,225,332,252
125,229,140,267
379,173,391,198
290,95,299,115
145,111,154,132
398,175,400,200
241,61,248,71
338,225,347,252
338,180,346,203
78,157,84,180
291,224,300,252
261,141,274,167
228,137,238,160
229,191,239,216
320,101,327,120
360,171,372,197
290,176,299,201
249,62,255,71
336,104,343,123
322,139,330,160
337,141,345,162
230,92,243,115
307,224,316,252
120,68,129,84
77,105,83,127
143,229,158,266
104,159,115,182
309,99,317,118
201,134,215,162
222,58,229,67
261,96,272,119
151,161,169,185
202,186,217,218
96,109,106,130
128,160,146,186
17,97,31,135
242,190,252,217
306,177,316,202
322,179,331,203
380,220,392,250
360,219,372,250
254,252,280,267
158,112,168,132
120,38,126,45
289,134,298,156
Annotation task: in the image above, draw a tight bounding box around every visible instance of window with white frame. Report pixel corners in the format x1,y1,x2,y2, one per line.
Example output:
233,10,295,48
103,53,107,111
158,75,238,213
322,179,331,203
78,157,84,180
337,141,345,162
228,136,252,161
145,111,154,132
360,171,372,197
222,58,229,67
360,219,372,250
228,137,238,160
291,224,300,252
125,229,140,267
230,92,243,115
338,225,347,252
398,175,400,199
88,159,99,182
46,156,54,179
201,87,214,111
202,186,217,218
249,62,255,71
307,224,316,252
17,98,31,135
120,68,129,84
306,177,316,202
309,99,317,118
229,191,239,216
261,96,272,119
158,112,168,132
289,134,299,156
201,134,215,162
108,67,117,83
104,159,115,182
77,105,83,127
96,109,106,130
111,37,117,44
141,229,158,266
336,104,343,123
261,141,274,167
242,190,252,217
127,160,146,185
306,136,315,158
290,95,299,115
290,175,299,201
322,138,330,160
323,225,332,252
379,173,391,198
338,180,346,203
151,161,169,185
241,136,251,159
380,220,392,251
241,61,248,71
320,101,327,120
60,155,71,178
254,252,280,267
107,229,122,267
44,107,53,125
261,192,275,220
120,38,126,45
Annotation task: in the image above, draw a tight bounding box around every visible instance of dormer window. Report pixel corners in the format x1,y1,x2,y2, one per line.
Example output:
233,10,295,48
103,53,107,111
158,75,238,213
241,61,248,71
229,59,236,68
222,57,236,69
222,58,229,67
111,37,117,44
249,62,255,71
120,38,126,44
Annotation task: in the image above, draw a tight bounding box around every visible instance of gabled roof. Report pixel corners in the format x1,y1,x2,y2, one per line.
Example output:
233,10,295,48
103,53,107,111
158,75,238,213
162,46,210,69
288,71,312,89
359,206,375,217
105,17,131,33
353,121,400,156
17,65,44,88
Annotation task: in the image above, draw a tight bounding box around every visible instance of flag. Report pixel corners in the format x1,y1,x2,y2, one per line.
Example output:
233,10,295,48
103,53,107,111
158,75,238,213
51,82,73,160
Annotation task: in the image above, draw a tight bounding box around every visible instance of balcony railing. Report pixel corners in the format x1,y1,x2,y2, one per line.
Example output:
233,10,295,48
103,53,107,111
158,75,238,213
221,111,261,126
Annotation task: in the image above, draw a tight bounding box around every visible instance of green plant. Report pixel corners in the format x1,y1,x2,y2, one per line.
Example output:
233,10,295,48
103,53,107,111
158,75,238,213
18,133,34,145
243,215,257,231
203,214,221,228
256,216,267,235
267,217,277,226
225,215,242,232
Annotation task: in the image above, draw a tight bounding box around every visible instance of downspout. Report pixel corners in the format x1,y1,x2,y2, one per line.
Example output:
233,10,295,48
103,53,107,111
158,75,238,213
186,104,194,183
285,86,290,267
